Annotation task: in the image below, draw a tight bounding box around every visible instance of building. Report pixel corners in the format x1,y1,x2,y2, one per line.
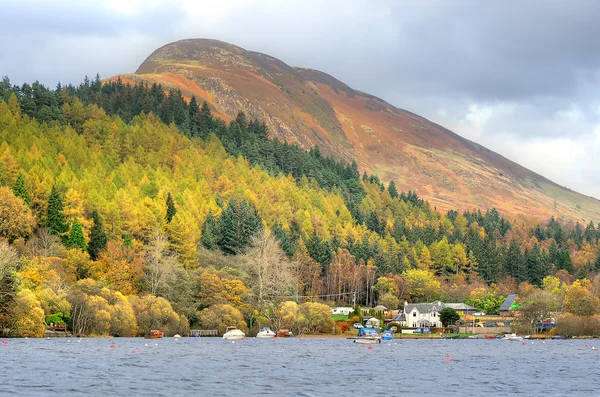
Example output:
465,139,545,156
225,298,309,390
443,303,477,316
364,317,381,329
500,294,519,317
331,307,354,316
399,301,477,328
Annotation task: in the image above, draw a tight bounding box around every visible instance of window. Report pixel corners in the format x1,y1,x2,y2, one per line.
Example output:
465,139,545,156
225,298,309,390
413,312,416,317
433,313,436,317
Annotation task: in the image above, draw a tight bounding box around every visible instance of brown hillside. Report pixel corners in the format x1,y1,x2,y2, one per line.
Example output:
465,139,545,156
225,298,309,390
113,38,600,222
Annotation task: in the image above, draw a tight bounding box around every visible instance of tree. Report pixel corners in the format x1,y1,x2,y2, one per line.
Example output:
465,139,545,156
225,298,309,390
165,192,176,224
200,210,219,250
217,199,263,255
197,304,246,334
0,187,34,242
241,231,297,311
87,210,107,260
46,184,68,237
144,232,180,296
402,269,440,302
12,173,30,206
388,181,399,199
518,289,558,334
439,307,460,327
66,219,87,251
564,279,599,316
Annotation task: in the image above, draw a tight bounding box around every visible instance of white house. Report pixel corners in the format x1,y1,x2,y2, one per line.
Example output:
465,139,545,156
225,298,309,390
399,301,476,328
331,307,354,316
402,301,444,328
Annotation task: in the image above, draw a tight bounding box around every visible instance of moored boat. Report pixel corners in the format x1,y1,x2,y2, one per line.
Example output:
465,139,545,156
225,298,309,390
145,330,164,339
256,327,276,338
277,329,293,337
381,330,394,341
223,326,245,340
484,335,497,339
352,327,381,344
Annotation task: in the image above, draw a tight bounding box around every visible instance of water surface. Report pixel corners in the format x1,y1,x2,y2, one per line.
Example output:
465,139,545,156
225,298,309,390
0,337,596,396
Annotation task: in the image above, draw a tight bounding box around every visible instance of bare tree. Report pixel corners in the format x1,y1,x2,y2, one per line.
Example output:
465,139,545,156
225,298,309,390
144,232,180,296
26,228,63,258
242,231,298,311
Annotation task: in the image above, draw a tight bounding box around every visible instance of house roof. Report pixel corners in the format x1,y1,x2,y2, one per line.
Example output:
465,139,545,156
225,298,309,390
500,295,518,311
444,303,476,311
404,301,444,314
390,313,406,322
373,305,389,312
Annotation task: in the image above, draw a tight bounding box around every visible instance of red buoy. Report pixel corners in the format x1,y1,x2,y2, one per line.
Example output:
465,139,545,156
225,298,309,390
1,341,8,345
522,341,526,345
445,356,452,361
110,344,115,349
135,349,141,353
367,346,373,350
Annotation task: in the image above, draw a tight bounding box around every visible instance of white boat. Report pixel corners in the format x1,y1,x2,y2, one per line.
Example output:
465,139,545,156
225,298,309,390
173,334,181,338
256,327,276,338
223,326,245,340
353,328,381,344
509,336,523,342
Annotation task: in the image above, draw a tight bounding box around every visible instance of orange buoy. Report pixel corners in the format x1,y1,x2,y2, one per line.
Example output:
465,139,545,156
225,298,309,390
586,344,589,347
522,341,526,345
445,356,452,361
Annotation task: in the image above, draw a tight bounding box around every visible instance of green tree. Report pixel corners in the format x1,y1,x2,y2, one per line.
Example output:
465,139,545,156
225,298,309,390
200,210,219,250
46,184,68,237
87,209,107,260
66,218,87,251
388,180,399,199
439,307,460,327
217,199,263,255
12,173,30,206
165,192,177,224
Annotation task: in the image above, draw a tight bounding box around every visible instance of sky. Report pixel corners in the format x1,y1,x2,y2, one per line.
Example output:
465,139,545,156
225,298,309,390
2,0,600,198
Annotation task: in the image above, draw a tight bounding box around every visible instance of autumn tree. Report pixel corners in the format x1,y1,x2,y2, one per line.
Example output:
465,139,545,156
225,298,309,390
144,232,180,296
402,269,440,302
564,279,599,316
0,186,34,242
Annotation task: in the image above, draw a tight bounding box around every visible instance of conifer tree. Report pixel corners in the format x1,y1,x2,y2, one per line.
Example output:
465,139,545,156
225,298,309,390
46,184,68,236
201,210,219,250
165,192,176,224
67,218,87,251
388,180,399,199
87,209,107,260
12,173,30,205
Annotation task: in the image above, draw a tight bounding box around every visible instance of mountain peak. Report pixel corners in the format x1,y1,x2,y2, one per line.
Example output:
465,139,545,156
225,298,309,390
116,39,600,222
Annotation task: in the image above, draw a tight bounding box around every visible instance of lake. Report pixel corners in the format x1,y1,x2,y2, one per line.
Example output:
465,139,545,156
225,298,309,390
0,337,597,396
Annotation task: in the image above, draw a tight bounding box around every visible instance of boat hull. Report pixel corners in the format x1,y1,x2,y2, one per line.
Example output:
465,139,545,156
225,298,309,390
508,336,523,342
256,332,276,338
354,338,381,344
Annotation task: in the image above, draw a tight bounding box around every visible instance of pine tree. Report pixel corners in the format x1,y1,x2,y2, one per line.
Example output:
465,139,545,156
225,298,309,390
201,210,219,250
47,184,68,236
388,180,399,199
165,192,176,224
217,200,263,255
87,209,107,260
12,173,30,205
66,218,87,251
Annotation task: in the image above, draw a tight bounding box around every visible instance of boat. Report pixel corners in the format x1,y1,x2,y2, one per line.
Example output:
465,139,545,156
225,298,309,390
256,327,276,338
468,335,479,339
223,326,245,340
484,335,497,339
551,335,567,340
381,330,394,341
173,334,181,338
277,329,293,337
145,330,164,339
352,327,381,344
443,334,461,339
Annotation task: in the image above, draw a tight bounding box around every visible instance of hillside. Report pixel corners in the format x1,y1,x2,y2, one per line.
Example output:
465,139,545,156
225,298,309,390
113,38,600,223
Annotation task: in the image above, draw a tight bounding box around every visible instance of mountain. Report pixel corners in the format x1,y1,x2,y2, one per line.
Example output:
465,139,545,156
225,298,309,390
114,38,600,222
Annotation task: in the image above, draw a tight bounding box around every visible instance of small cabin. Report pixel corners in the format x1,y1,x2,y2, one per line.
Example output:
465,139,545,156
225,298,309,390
331,307,354,316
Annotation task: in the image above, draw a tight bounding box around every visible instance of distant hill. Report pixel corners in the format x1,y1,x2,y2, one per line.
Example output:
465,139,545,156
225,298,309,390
113,38,600,223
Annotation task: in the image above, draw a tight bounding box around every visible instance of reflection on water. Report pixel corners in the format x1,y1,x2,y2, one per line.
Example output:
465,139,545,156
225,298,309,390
0,337,597,396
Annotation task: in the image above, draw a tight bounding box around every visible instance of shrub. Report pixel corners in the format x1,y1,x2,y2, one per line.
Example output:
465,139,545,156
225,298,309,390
336,321,351,333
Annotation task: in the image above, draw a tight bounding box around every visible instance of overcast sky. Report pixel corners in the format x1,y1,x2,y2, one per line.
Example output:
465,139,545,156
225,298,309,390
2,0,600,198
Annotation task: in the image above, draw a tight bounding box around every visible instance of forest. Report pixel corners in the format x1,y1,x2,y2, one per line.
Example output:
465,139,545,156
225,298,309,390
1,75,600,337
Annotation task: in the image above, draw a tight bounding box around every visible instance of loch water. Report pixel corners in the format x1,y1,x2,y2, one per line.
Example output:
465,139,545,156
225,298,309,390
0,337,597,396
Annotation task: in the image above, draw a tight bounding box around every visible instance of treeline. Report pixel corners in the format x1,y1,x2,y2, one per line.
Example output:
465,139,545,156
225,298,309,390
1,75,600,337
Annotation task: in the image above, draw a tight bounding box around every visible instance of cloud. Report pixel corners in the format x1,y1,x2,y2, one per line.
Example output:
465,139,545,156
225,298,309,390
1,0,600,198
